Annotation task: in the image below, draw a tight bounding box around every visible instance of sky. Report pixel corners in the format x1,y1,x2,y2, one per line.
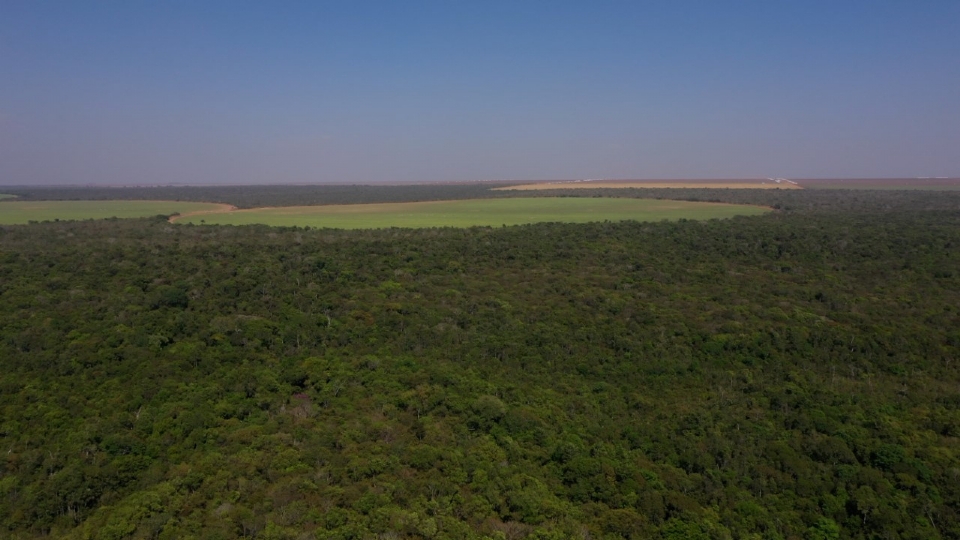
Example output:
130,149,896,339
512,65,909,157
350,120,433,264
1,1,959,185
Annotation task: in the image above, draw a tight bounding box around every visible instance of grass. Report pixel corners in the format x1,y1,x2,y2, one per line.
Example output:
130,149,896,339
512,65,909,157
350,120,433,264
0,200,230,225
0,194,16,200
177,197,769,228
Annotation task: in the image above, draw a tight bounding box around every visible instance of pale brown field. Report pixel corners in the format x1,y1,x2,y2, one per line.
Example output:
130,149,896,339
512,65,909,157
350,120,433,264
495,180,803,190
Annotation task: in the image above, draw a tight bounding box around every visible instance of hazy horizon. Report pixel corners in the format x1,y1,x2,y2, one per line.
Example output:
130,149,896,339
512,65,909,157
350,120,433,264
4,177,960,190
3,2,959,186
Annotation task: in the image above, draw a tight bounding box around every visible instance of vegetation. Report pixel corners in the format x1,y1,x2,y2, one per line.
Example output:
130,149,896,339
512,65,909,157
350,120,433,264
0,194,16,200
176,198,767,228
496,180,800,190
5,182,960,210
797,178,960,190
0,200,229,225
0,184,516,209
1,187,959,539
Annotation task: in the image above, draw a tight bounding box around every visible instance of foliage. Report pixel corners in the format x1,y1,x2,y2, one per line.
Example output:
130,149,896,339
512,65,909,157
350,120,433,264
1,187,959,538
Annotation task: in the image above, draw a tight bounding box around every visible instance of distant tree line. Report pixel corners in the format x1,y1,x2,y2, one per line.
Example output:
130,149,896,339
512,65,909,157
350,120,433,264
3,182,960,212
0,184,515,209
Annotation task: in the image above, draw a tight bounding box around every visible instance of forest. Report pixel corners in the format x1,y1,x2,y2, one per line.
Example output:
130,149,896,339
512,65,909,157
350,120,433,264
1,186,959,539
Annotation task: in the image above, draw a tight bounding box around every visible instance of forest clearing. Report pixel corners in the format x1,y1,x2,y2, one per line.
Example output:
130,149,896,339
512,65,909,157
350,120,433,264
171,197,769,228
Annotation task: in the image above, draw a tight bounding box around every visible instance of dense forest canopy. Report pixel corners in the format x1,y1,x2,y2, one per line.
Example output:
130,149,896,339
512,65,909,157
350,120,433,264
1,187,959,539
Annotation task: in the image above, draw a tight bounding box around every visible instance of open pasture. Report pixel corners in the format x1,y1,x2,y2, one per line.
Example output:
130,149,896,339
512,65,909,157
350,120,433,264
0,200,231,225
176,197,768,228
497,179,802,190
0,194,16,200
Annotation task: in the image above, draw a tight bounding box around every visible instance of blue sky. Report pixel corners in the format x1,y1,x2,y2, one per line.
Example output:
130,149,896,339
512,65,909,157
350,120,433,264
2,1,958,185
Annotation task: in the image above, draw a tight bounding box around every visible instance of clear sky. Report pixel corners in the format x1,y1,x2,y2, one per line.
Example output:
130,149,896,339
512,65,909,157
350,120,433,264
2,1,958,185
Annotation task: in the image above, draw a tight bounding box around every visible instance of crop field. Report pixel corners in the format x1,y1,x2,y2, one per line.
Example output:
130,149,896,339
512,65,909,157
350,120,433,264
0,200,231,225
497,179,802,190
175,197,768,228
796,178,960,190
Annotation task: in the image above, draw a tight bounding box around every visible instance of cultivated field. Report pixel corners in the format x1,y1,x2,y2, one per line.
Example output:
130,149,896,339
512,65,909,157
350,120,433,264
0,200,231,225
175,197,768,228
795,178,960,190
497,179,802,190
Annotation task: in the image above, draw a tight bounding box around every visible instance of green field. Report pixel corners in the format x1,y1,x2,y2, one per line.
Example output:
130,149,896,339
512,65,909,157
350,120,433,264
0,200,229,225
178,197,768,228
0,194,16,200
